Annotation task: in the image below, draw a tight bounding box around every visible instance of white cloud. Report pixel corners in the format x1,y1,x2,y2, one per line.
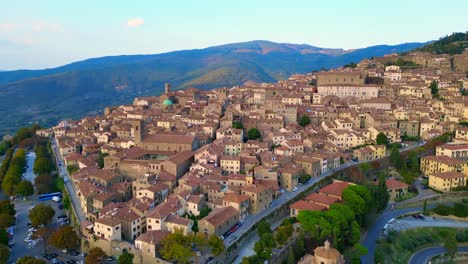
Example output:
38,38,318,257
127,18,144,28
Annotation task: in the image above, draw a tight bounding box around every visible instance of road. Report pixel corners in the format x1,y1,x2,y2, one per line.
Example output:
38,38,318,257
394,178,437,207
231,142,426,261
388,216,468,232
50,138,86,222
409,246,468,264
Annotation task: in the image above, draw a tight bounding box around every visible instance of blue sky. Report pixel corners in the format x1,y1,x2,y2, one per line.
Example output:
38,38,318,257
0,0,466,70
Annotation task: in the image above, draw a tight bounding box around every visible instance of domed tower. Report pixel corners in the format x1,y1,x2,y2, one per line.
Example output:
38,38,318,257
165,83,171,94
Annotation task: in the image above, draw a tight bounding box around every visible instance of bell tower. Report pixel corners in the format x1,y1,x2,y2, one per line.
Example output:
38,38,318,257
165,83,171,94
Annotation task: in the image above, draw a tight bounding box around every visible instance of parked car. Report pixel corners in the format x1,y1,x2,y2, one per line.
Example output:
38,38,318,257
433,217,439,221
68,250,79,256
57,215,67,220
66,261,77,264
105,256,115,261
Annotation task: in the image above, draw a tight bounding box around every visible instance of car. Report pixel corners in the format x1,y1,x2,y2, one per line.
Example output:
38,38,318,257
24,237,33,242
51,258,59,264
58,204,64,210
79,252,87,257
66,261,77,264
28,227,37,232
105,256,115,261
206,256,214,264
292,187,298,192
219,235,225,240
196,251,202,257
68,250,79,256
50,253,58,258
229,225,238,234
62,249,68,253
57,215,67,220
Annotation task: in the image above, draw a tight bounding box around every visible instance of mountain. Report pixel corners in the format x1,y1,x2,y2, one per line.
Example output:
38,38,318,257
0,40,428,135
414,32,467,55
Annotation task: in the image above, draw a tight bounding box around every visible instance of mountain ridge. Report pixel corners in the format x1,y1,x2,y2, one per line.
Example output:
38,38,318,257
0,40,428,135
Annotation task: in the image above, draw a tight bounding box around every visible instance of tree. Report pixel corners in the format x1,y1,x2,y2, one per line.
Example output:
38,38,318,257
287,247,295,264
97,152,109,169
247,128,261,140
376,132,389,145
350,243,368,264
49,226,80,250
430,80,439,98
0,200,15,216
28,204,55,227
389,146,402,170
298,115,311,127
208,234,225,256
407,151,419,174
423,199,428,213
117,251,134,264
0,213,14,229
160,229,194,264
444,230,457,260
253,239,272,260
33,157,52,175
0,230,8,246
86,247,106,264
294,233,306,259
0,244,10,264
34,227,53,253
232,121,243,129
17,180,34,197
342,188,366,226
257,220,271,237
16,256,47,264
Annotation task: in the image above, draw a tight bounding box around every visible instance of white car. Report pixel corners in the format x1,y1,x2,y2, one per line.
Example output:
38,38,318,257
292,187,298,192
28,227,37,232
24,237,33,243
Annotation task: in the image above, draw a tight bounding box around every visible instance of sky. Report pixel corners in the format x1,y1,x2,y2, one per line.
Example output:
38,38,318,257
0,0,467,70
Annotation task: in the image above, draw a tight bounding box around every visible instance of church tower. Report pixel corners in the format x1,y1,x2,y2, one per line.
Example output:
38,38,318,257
165,83,171,94
131,120,143,145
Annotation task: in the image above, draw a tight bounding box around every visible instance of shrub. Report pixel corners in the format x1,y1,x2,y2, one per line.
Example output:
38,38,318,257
432,205,452,216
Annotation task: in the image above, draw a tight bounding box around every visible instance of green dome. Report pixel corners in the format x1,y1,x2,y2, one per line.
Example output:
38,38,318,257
162,99,173,106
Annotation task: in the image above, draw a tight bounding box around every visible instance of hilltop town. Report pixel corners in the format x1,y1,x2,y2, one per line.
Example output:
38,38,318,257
24,45,468,264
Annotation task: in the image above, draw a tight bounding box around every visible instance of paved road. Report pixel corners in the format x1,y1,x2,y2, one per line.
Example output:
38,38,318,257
394,178,437,207
409,246,468,264
50,138,86,222
360,205,428,263
388,216,468,231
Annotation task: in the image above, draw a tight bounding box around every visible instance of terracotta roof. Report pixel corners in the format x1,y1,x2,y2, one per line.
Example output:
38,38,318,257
135,230,170,244
318,181,351,198
422,155,464,165
304,193,339,206
95,216,120,227
165,214,192,226
223,193,250,204
201,206,238,227
431,171,465,179
386,179,409,189
290,200,326,211
143,134,196,144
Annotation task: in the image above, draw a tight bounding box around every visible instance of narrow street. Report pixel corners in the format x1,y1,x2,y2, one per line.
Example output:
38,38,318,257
50,138,86,222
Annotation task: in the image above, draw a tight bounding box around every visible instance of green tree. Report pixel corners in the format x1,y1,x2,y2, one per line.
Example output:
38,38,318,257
117,251,134,264
191,219,198,232
0,213,14,229
85,247,106,264
376,132,389,145
444,230,457,260
423,199,428,213
232,122,243,129
298,115,311,127
0,200,15,216
390,146,402,170
241,255,264,264
287,247,295,264
350,243,368,264
430,80,439,98
257,220,271,237
294,233,306,259
253,239,272,260
16,256,47,264
33,157,52,175
0,230,8,246
49,226,80,250
342,188,366,226
97,152,109,169
28,204,55,227
17,180,34,197
247,128,261,140
160,229,194,264
208,234,225,256
0,244,10,264
407,151,419,174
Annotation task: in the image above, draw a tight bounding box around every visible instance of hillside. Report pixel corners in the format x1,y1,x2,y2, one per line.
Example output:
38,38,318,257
0,40,427,135
415,32,467,55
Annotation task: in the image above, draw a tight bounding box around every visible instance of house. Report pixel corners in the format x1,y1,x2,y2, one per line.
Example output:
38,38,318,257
429,172,467,192
385,179,409,201
241,184,273,214
94,216,122,241
352,145,386,162
198,206,239,238
222,193,250,219
135,230,170,258
290,200,326,217
436,144,468,161
277,162,303,191
318,181,352,200
304,193,339,208
420,155,467,176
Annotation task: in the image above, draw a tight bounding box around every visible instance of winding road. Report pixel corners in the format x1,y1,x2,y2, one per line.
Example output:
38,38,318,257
409,246,468,264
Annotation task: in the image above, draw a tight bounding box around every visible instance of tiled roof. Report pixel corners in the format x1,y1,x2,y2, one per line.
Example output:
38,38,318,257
290,200,326,211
